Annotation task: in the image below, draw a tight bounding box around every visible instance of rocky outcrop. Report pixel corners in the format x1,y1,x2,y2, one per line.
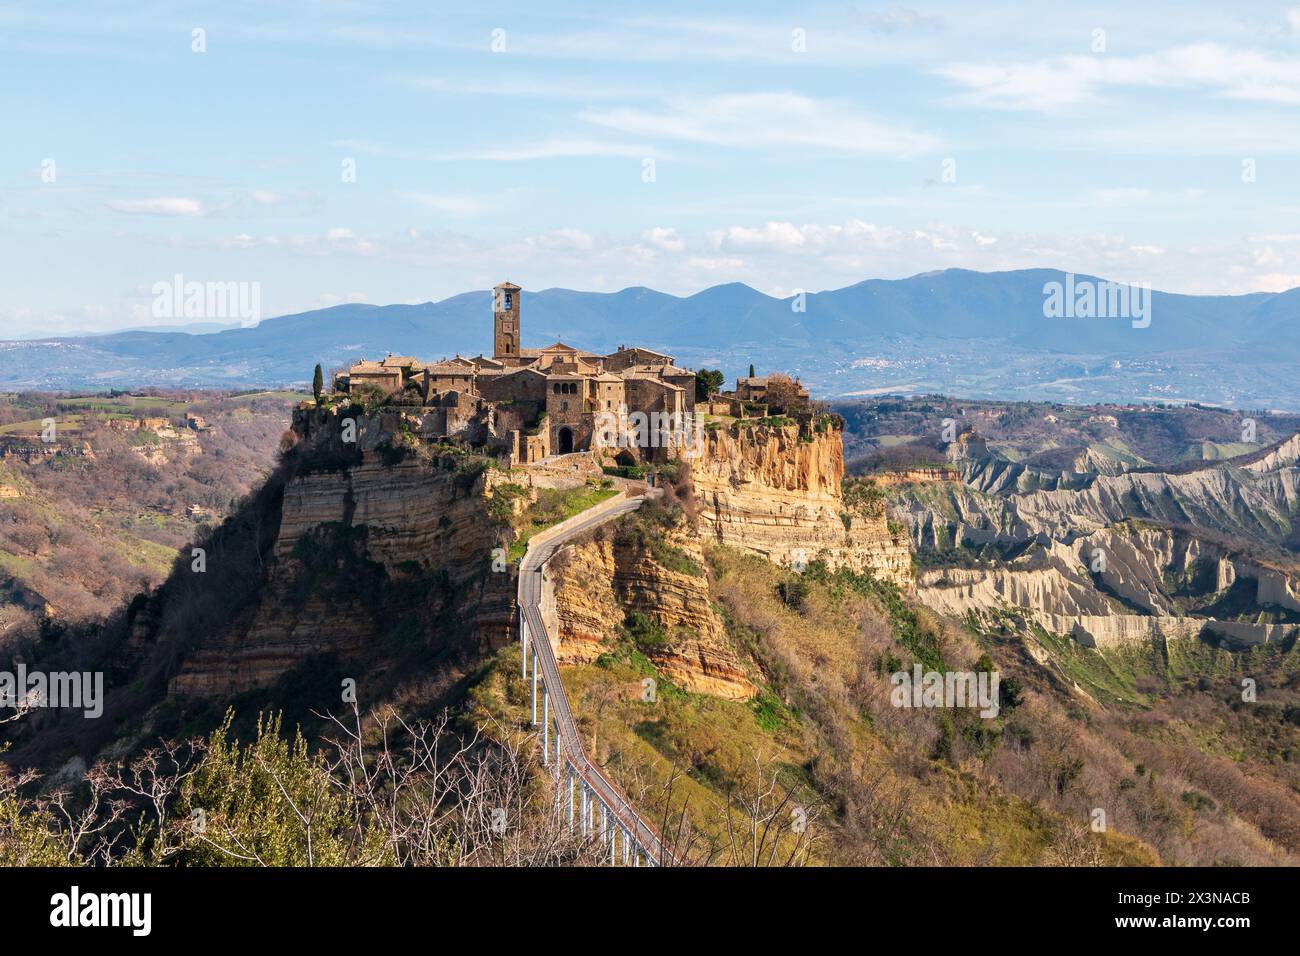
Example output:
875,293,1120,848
166,407,881,701
902,440,1300,552
917,524,1300,649
691,422,911,585
130,425,201,466
871,468,960,487
167,409,518,697
0,438,95,463
548,534,755,700
1244,432,1300,473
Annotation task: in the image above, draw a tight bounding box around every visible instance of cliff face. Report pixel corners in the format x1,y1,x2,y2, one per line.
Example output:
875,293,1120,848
690,422,911,585
548,534,755,700
889,430,1300,650
164,411,907,701
167,408,515,697
903,452,1300,553
545,420,919,702
916,524,1300,649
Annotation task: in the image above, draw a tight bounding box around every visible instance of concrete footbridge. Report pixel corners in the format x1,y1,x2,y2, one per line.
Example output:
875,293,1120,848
517,490,674,866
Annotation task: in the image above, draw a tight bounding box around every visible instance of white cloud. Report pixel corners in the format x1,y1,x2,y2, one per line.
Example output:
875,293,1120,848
105,196,203,216
246,189,316,207
641,227,685,252
1090,187,1205,206
531,227,595,252
708,220,908,254
584,92,939,157
326,227,354,240
940,43,1300,112
401,192,503,216
687,255,745,271
331,137,656,162
392,73,647,101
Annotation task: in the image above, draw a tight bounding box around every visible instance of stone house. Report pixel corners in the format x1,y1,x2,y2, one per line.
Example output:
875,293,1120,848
339,281,705,465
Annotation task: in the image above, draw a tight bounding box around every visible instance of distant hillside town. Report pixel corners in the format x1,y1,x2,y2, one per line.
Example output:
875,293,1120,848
334,282,812,465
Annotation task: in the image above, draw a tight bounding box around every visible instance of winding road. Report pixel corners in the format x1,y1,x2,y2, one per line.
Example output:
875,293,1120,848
517,491,674,866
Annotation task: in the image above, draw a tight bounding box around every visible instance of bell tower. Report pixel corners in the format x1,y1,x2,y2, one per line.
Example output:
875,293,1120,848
493,281,521,359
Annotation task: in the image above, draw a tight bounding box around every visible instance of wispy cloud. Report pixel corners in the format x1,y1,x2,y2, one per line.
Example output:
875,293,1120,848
940,43,1300,112
584,92,939,157
1090,187,1207,206
401,191,512,216
642,226,685,252
390,73,648,100
331,137,658,162
247,189,316,207
105,196,204,217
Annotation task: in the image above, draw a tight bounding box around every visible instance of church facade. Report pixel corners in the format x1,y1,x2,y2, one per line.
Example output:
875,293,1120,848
338,282,699,465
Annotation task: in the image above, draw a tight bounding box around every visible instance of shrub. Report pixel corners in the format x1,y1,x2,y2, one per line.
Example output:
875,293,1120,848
622,610,669,650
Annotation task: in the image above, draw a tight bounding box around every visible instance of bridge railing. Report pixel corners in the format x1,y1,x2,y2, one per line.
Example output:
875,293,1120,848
517,494,674,866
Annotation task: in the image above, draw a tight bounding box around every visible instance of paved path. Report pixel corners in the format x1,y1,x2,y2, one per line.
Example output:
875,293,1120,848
517,492,674,865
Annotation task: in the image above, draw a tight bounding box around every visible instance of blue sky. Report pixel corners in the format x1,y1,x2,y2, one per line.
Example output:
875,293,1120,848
5,0,1300,337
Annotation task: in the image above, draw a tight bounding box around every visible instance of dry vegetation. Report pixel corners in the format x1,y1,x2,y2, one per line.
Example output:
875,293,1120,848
0,390,298,630
482,535,1299,866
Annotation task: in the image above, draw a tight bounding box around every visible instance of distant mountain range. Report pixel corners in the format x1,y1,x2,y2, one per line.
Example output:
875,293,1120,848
3,269,1298,408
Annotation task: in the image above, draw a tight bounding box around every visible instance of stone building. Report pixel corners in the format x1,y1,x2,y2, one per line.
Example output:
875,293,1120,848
345,359,403,394
730,374,811,406
337,281,699,465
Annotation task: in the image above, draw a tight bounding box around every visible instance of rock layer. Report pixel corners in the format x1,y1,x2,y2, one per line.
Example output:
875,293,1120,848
690,422,911,585
916,524,1300,649
548,535,755,700
167,410,518,697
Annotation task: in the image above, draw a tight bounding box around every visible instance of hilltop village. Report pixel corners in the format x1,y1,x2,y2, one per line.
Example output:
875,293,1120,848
334,282,810,466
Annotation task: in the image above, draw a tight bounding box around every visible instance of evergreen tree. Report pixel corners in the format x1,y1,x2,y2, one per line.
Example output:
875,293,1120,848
695,368,725,401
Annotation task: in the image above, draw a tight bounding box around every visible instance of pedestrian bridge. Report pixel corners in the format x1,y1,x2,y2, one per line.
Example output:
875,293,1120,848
517,491,673,866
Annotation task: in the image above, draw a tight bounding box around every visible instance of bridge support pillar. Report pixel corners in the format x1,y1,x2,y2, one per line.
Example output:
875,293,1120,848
520,619,528,678
530,650,538,725
568,773,576,832
541,689,550,766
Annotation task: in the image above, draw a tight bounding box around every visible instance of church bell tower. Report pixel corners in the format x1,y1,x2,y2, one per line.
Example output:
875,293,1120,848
493,281,521,359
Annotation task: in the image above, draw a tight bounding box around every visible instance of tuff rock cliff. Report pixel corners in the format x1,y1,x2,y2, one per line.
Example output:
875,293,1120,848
894,431,1300,650
155,410,911,703
904,441,1300,552
161,406,520,697
691,421,911,585
540,419,914,701
546,531,755,700
917,524,1300,649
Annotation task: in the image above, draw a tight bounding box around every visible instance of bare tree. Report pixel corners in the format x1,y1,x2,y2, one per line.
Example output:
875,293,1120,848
724,752,819,866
